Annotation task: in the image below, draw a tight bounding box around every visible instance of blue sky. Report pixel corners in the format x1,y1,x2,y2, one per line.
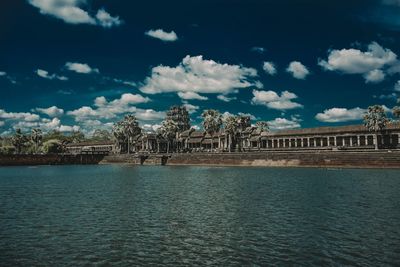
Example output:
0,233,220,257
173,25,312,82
1,0,400,135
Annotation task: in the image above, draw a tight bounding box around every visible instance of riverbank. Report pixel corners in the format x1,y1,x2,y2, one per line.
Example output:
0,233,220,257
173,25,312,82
1,150,400,168
0,154,105,166
101,150,400,169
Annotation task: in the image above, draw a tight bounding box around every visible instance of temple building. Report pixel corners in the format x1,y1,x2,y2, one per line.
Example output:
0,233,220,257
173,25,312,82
66,123,400,155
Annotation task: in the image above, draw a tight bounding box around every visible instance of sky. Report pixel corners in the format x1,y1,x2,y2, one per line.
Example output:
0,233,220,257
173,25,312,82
1,0,400,135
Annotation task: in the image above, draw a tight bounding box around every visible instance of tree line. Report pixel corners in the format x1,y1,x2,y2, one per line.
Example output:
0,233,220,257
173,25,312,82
1,101,400,155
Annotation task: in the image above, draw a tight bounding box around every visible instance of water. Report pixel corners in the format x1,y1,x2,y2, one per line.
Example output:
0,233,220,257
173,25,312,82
0,165,399,266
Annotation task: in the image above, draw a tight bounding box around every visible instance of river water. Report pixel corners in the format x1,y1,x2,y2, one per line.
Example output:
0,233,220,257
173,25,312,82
0,165,399,266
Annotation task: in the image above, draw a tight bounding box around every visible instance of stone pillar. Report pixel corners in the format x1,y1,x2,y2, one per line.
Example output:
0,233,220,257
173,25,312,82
320,137,323,147
349,137,353,147
357,135,361,146
334,136,337,147
314,138,317,147
398,133,400,145
295,139,298,148
307,137,310,147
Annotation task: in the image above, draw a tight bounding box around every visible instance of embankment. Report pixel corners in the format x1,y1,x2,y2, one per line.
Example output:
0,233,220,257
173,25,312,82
102,151,400,168
0,154,105,166
2,151,400,168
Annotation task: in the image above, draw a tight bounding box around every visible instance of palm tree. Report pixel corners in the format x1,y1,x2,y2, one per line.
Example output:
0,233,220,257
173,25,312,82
255,121,269,132
157,119,178,153
363,105,390,150
92,129,112,141
11,128,27,154
236,115,251,151
393,98,400,119
70,131,85,143
122,114,141,154
201,109,222,151
165,105,191,132
224,115,239,152
112,121,126,153
31,128,42,154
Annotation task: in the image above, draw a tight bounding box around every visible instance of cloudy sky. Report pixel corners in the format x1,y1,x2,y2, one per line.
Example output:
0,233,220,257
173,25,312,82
1,0,400,135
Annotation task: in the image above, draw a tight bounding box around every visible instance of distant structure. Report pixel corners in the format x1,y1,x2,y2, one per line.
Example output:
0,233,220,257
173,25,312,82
66,123,400,154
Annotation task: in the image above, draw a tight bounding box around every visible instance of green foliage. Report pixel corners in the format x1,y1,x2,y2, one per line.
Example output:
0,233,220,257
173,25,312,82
166,105,190,132
393,106,400,119
91,129,112,141
363,105,390,132
11,129,29,154
255,121,269,132
157,119,179,153
112,114,141,153
70,131,85,143
42,139,65,154
0,145,15,155
31,128,43,154
201,109,222,135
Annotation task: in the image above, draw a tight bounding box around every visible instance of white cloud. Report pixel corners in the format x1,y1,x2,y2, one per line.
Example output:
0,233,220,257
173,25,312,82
182,103,199,114
34,106,64,117
95,9,122,28
251,47,265,53
251,90,303,110
315,107,366,122
394,80,400,92
177,92,208,100
0,109,40,122
217,94,237,102
11,117,80,132
0,72,17,84
222,111,257,121
145,29,178,42
68,93,155,121
36,69,68,81
364,69,385,83
375,93,398,100
65,62,99,74
268,117,301,130
0,121,4,127
142,123,162,133
134,109,165,121
28,0,122,28
112,78,136,87
319,42,397,82
140,55,259,96
286,61,310,79
263,61,277,76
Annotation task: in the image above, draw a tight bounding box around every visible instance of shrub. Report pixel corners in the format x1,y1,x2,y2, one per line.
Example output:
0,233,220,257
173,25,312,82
42,139,64,154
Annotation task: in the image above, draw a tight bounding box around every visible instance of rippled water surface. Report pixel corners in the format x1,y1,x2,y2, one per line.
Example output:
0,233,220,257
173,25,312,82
1,165,400,266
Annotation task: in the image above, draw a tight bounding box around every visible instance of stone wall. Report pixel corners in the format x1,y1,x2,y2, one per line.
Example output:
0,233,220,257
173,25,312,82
2,151,400,168
101,151,400,168
0,154,105,166
166,151,400,168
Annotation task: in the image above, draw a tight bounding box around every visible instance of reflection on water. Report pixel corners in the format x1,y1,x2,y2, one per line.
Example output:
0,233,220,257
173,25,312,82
0,165,400,266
